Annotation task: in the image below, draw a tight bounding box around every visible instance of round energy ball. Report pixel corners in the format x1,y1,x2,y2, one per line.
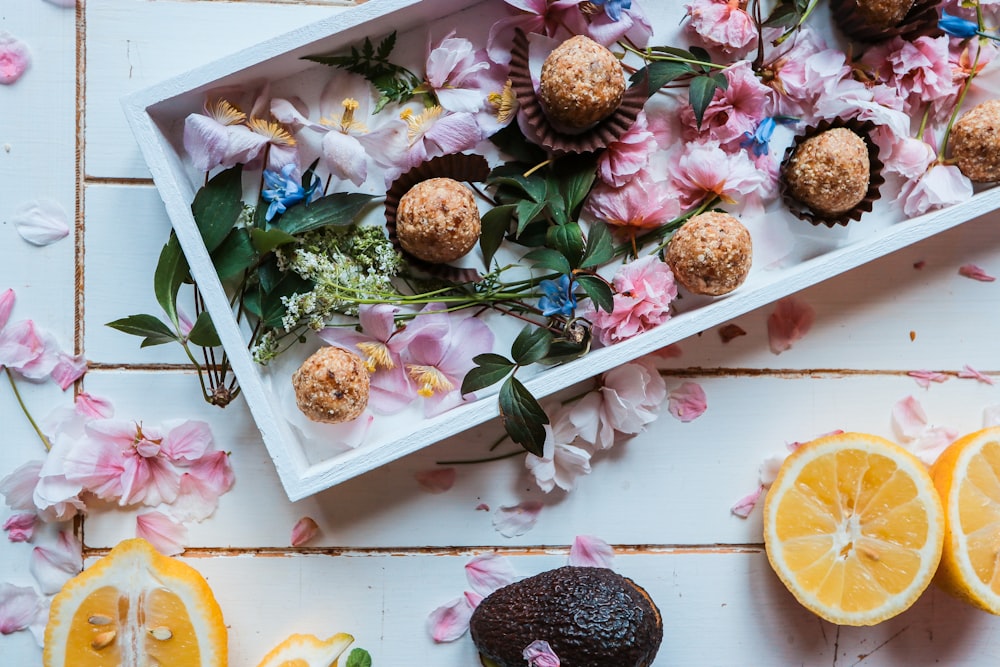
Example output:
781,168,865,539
951,99,1000,183
538,35,625,131
854,0,916,27
292,347,369,424
784,128,871,216
396,177,481,264
666,212,753,297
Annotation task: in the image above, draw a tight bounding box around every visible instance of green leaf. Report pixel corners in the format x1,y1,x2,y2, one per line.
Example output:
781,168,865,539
540,334,591,365
212,229,257,282
689,46,712,67
461,353,516,394
192,165,243,253
515,200,548,237
688,75,720,129
763,0,803,28
275,193,375,236
511,325,552,366
345,648,373,667
186,311,221,348
250,228,298,255
489,122,548,165
523,247,571,275
554,154,597,221
105,314,178,346
649,45,698,60
631,61,694,93
577,274,614,313
153,234,189,329
487,164,548,203
547,223,584,269
480,205,515,268
498,376,549,456
259,273,314,329
580,221,613,269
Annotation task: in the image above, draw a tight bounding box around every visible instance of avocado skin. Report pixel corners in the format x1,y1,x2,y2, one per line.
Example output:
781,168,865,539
469,565,662,667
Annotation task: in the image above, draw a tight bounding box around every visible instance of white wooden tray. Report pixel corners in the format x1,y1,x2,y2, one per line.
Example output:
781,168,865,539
122,0,1000,500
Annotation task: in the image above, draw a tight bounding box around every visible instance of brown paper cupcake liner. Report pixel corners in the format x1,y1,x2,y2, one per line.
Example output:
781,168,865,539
509,29,648,155
779,117,886,228
384,153,491,284
831,0,942,44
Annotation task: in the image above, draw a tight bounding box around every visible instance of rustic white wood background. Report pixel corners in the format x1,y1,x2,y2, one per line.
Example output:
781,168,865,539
3,0,1000,664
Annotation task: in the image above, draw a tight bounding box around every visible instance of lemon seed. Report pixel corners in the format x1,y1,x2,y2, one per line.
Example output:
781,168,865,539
91,630,116,650
87,615,113,626
149,626,173,641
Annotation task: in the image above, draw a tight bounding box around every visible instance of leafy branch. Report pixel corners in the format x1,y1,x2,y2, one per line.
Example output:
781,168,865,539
626,44,728,128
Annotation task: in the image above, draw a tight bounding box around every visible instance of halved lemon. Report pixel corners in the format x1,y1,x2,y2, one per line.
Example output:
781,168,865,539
763,432,944,625
256,632,354,667
43,538,227,667
930,426,1000,614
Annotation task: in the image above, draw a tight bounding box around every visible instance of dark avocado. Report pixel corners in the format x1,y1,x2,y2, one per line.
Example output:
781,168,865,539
469,565,662,667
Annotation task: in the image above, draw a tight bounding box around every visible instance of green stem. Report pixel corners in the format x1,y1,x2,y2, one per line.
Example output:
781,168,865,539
619,42,726,70
773,0,822,46
5,367,52,452
939,33,984,160
436,448,525,465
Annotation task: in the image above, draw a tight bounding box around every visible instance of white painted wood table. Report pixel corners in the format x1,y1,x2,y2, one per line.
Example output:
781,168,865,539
4,1,1000,665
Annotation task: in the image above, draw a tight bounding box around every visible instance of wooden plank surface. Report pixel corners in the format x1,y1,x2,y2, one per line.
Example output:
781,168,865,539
2,0,1000,665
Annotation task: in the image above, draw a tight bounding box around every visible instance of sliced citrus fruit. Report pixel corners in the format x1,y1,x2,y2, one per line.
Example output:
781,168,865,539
43,538,227,667
255,632,354,667
763,432,944,625
930,426,1000,613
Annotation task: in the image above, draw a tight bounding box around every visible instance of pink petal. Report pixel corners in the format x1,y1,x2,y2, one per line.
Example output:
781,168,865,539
182,113,229,172
10,199,70,246
475,503,490,511
464,590,483,608
767,297,815,354
75,393,114,420
170,451,235,523
136,511,188,556
427,595,475,643
667,382,707,422
0,583,42,635
959,264,996,282
892,395,928,441
291,517,320,547
523,639,561,667
908,426,959,465
465,554,516,596
50,351,86,390
161,420,213,462
568,535,615,568
0,460,43,511
3,513,36,542
0,33,31,85
983,404,1000,427
907,370,950,388
321,131,368,187
492,501,543,538
415,467,457,494
0,319,44,371
731,486,764,518
0,288,14,331
30,529,82,595
958,365,995,385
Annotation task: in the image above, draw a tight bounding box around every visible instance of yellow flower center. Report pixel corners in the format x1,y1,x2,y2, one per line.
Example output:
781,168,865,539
321,98,368,134
488,80,517,125
209,99,246,126
247,118,296,146
400,106,443,143
407,365,454,398
356,341,394,373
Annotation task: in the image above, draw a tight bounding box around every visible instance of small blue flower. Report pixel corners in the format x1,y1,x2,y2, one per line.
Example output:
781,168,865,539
740,116,798,158
939,11,980,39
261,164,317,222
538,274,579,318
590,0,632,22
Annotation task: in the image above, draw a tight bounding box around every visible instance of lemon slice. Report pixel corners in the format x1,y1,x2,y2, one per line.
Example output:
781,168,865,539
43,538,227,666
930,426,1000,613
763,432,944,625
256,632,354,667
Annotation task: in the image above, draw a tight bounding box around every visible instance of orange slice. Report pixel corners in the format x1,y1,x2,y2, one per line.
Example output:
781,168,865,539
255,632,354,667
930,426,1000,613
43,538,227,667
763,432,944,625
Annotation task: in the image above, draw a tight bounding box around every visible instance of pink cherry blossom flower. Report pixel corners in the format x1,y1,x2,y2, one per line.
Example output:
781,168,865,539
585,0,653,48
290,516,320,547
582,256,678,346
524,639,561,667
586,169,682,231
30,529,82,594
667,381,707,422
33,434,85,522
959,264,996,282
171,449,235,523
465,553,517,596
3,514,36,542
525,424,592,493
488,0,589,64
959,365,995,385
0,583,42,635
670,140,765,208
425,32,506,114
0,33,31,85
427,594,477,643
493,501,543,537
680,62,771,148
862,36,958,117
760,27,829,114
767,296,814,354
414,467,457,494
10,199,70,246
136,511,188,556
730,485,763,518
568,535,615,568
876,134,935,180
597,112,656,188
899,163,973,217
684,0,758,54
908,370,950,388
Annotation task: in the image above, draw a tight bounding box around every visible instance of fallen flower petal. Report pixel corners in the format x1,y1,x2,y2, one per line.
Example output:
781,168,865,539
0,288,14,331
0,33,31,85
667,382,707,422
415,467,457,494
524,639,561,667
907,426,958,465
50,351,87,390
427,595,475,643
892,395,928,441
907,370,950,388
290,517,320,547
493,501,543,538
10,199,70,246
983,404,1000,427
135,511,188,556
30,529,82,595
958,365,995,385
767,297,815,354
3,513,36,543
731,486,763,518
475,503,490,511
0,583,42,635
758,452,789,488
959,264,996,282
465,553,516,596
568,535,615,568
74,392,114,420
0,460,44,511
43,0,77,7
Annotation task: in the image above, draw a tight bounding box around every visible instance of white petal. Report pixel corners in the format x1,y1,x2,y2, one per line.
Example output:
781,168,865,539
29,529,82,595
0,583,42,635
136,511,188,556
10,199,70,246
492,501,543,538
